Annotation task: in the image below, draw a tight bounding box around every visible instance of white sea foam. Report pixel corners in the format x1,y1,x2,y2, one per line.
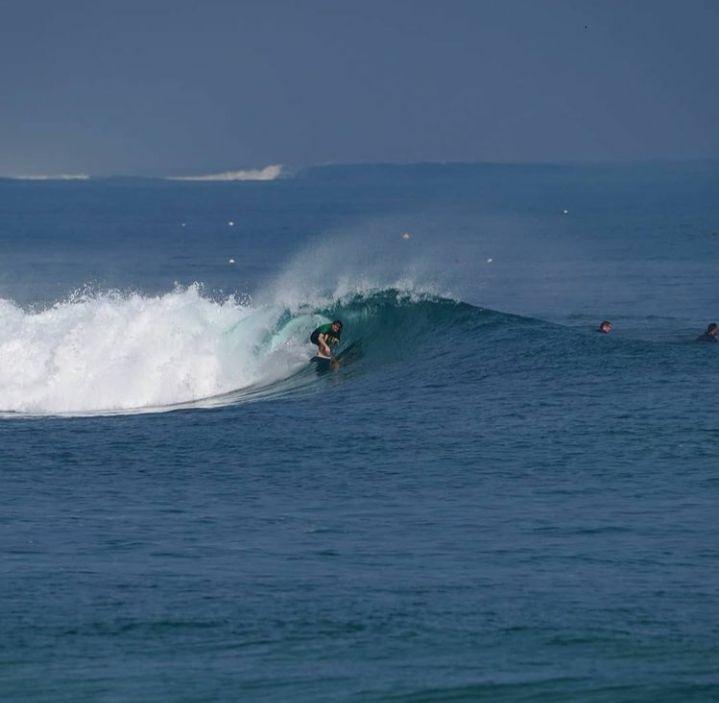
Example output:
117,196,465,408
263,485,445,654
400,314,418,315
7,173,90,181
168,165,283,182
0,285,323,415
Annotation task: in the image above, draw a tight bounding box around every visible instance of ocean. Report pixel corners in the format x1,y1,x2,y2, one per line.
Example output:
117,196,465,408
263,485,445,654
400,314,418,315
1,162,717,701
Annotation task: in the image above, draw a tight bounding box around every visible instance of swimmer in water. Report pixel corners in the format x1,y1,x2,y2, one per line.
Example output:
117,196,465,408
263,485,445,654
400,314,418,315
597,320,613,334
696,322,718,343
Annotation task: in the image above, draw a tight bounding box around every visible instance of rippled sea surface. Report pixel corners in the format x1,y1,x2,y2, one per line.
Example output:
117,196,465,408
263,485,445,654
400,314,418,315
1,163,718,701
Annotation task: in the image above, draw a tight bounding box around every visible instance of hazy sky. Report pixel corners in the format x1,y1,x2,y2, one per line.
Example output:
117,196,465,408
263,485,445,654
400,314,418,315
1,0,718,175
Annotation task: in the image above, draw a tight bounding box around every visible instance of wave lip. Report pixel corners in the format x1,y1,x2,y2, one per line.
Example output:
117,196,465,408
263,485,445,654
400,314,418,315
167,165,283,182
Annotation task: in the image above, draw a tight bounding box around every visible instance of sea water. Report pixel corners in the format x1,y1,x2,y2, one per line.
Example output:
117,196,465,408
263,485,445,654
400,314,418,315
1,163,718,701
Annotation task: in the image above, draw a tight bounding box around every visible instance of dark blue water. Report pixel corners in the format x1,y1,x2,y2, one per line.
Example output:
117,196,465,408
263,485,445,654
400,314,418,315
1,163,718,701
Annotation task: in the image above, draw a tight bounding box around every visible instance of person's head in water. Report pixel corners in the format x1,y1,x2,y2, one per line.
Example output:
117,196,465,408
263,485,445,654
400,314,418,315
598,320,613,334
331,320,343,336
696,322,718,343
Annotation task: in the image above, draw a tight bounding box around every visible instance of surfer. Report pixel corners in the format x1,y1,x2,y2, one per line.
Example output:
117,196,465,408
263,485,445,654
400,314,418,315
696,322,718,343
310,320,343,358
597,320,613,334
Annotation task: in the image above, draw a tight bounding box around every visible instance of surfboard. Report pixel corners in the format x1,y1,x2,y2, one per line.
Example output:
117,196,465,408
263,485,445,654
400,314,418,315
310,341,361,374
310,352,333,361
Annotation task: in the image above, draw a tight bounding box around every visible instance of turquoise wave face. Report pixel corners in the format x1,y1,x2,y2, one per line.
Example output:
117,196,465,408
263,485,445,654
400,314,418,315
214,287,718,415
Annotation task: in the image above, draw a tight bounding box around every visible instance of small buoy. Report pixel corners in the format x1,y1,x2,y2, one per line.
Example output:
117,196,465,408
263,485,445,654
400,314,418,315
402,232,411,240
486,258,493,263
228,221,235,226
562,209,569,214
228,258,235,264
181,222,186,227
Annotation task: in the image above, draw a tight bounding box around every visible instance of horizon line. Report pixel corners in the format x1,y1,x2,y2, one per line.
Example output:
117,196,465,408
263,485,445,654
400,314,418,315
2,157,718,182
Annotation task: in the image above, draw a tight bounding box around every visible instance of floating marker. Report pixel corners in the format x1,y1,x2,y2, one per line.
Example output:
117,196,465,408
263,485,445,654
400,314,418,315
562,209,569,214
228,221,235,226
487,258,493,263
228,258,235,264
402,232,411,240
181,222,186,227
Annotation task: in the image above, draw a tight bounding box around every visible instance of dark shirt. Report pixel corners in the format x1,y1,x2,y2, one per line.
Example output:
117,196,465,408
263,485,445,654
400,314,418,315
696,333,717,343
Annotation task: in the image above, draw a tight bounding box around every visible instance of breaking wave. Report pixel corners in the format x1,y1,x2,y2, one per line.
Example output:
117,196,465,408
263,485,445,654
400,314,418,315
0,282,486,416
4,173,91,181
167,165,283,182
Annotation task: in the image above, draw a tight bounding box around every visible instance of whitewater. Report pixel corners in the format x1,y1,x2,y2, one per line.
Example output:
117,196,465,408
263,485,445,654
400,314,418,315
0,286,318,414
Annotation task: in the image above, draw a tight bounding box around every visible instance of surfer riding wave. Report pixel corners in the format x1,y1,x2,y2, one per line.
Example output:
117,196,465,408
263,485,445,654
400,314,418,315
310,320,343,359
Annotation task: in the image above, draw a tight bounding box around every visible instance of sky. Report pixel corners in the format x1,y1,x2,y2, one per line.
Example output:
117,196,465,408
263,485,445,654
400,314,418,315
1,0,718,176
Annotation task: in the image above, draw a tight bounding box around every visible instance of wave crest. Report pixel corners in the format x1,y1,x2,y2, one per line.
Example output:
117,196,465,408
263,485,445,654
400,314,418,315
168,165,283,182
5,173,90,181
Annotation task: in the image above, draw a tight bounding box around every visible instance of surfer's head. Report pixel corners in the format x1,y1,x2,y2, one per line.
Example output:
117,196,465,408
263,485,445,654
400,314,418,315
331,320,343,336
706,322,718,337
598,320,612,334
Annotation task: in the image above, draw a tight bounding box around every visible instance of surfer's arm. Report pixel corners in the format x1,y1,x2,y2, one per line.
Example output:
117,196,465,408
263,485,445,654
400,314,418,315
317,333,332,356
